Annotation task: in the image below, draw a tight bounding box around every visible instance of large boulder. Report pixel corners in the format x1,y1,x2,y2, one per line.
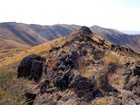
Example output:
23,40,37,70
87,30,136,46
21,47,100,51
30,60,45,82
79,26,93,36
17,54,46,80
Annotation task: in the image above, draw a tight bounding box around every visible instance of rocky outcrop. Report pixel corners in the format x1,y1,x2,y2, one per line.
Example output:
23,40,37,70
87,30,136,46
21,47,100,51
123,65,140,96
17,54,46,82
111,44,140,57
17,26,140,105
79,26,93,36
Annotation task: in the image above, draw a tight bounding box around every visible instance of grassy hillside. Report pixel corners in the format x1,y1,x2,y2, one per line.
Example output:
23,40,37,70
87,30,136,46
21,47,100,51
0,28,140,104
0,38,30,59
0,22,80,46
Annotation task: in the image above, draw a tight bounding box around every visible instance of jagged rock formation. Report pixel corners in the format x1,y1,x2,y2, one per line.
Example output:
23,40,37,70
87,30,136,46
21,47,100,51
17,26,140,105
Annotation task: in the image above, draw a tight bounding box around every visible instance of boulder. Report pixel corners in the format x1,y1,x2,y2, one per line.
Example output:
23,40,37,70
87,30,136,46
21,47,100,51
30,60,45,82
67,71,95,99
54,71,70,90
17,54,46,79
79,26,93,36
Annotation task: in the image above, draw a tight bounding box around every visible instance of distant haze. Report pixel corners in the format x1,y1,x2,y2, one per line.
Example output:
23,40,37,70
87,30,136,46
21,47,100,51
0,0,140,31
122,31,140,34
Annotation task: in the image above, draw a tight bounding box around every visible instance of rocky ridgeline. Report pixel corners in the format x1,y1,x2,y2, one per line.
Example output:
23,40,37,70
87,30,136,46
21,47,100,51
111,44,140,57
17,26,140,105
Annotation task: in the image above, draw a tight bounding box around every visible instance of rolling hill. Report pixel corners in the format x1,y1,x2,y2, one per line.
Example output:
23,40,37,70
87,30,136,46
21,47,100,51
0,22,80,58
0,22,80,46
0,22,140,59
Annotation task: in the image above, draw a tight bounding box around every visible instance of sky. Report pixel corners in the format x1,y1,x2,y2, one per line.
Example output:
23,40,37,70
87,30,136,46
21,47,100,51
0,0,140,31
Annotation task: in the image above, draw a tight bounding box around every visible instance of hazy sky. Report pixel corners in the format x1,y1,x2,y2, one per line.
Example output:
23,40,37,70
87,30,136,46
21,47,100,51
0,0,140,31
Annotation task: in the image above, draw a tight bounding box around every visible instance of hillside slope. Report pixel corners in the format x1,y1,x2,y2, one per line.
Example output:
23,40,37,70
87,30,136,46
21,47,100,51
0,38,30,59
1,26,140,104
0,22,140,59
90,25,140,52
0,22,80,46
0,22,80,58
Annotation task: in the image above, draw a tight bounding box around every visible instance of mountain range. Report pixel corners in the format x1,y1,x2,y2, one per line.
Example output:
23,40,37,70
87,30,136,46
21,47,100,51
0,22,140,59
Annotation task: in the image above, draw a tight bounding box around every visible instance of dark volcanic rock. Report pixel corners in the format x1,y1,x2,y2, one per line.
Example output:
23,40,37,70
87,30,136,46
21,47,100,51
54,71,70,90
68,71,95,101
133,66,140,76
40,80,50,94
17,54,46,80
124,75,140,96
30,60,45,82
70,75,94,90
16,26,140,105
79,26,93,36
49,46,60,53
107,63,117,74
123,65,140,96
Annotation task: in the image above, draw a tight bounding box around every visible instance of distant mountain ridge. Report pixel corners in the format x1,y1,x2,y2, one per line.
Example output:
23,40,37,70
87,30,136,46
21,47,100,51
90,25,140,52
0,22,80,46
0,22,140,54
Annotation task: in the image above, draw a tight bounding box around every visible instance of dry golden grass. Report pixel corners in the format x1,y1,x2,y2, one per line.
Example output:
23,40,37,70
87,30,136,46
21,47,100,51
92,34,112,48
109,69,126,90
0,39,30,59
91,96,111,105
103,51,120,65
0,33,77,70
0,38,59,70
102,50,138,66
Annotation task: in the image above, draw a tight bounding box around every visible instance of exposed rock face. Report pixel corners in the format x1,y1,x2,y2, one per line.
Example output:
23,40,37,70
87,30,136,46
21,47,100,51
111,44,140,57
123,65,140,96
17,26,140,105
17,54,46,82
79,26,93,36
30,60,45,82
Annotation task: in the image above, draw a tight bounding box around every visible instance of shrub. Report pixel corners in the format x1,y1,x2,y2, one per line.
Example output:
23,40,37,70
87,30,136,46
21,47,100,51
0,70,28,105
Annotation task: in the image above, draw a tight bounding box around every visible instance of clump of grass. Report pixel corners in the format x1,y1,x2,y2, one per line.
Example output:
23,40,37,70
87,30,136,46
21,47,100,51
0,70,29,105
103,51,121,66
